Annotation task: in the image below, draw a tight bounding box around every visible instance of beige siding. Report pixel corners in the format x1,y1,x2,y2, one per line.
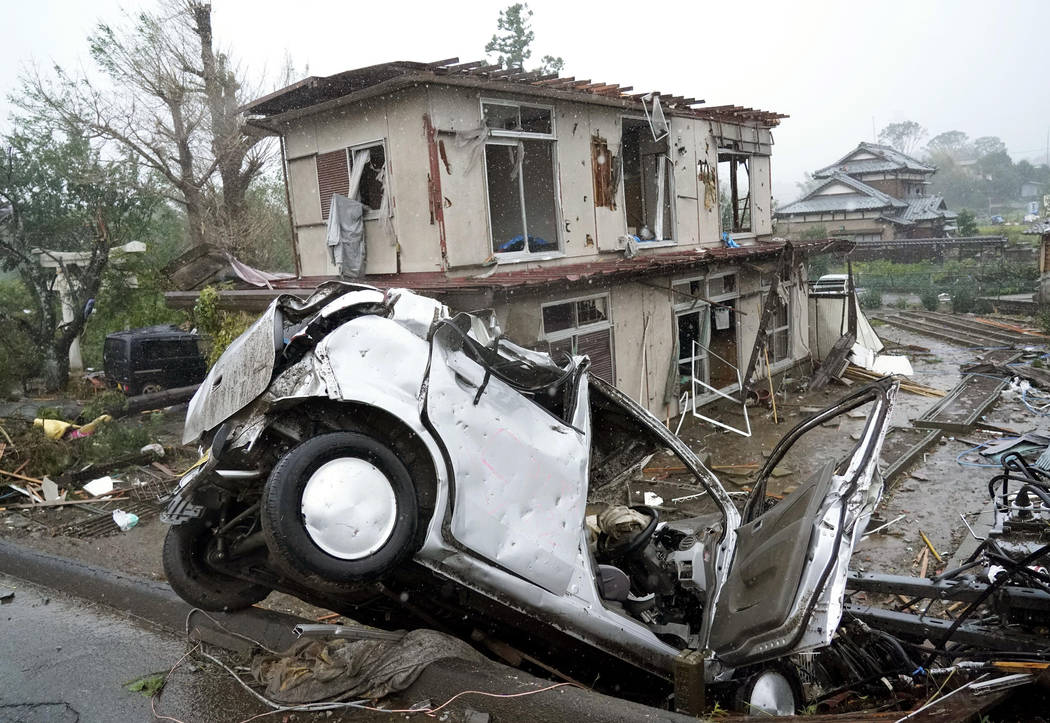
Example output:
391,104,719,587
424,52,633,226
297,225,329,276
279,87,779,277
591,106,627,253
554,101,598,258
694,120,722,246
670,116,700,246
428,86,490,269
387,88,440,272
287,156,322,227
750,154,773,236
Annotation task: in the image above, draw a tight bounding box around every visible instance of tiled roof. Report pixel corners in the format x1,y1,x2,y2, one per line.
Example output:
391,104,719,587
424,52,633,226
244,57,787,127
813,142,935,178
165,238,852,310
776,173,905,216
900,196,956,223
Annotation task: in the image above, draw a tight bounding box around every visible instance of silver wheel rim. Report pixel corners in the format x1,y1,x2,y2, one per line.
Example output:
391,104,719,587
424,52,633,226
748,670,795,716
300,457,398,560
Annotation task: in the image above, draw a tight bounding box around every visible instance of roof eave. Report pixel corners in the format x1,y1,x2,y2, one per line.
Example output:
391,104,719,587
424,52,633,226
247,69,786,129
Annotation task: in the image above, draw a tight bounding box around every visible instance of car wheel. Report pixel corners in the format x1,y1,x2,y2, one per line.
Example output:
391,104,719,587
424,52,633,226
162,519,271,611
260,432,419,584
733,666,801,716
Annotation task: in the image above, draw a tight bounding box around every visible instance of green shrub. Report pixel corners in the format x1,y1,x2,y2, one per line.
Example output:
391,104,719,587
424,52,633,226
951,284,976,314
893,296,908,309
193,286,255,367
919,287,940,311
859,289,883,309
973,298,994,314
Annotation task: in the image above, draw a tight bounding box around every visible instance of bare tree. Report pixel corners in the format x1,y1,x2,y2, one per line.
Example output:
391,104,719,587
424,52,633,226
877,121,927,156
16,1,270,255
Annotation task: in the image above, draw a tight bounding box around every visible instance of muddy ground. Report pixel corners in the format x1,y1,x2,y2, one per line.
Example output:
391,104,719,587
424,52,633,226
1,312,1046,619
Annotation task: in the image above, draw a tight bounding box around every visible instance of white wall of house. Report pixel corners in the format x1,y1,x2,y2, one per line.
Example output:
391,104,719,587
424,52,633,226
277,84,774,277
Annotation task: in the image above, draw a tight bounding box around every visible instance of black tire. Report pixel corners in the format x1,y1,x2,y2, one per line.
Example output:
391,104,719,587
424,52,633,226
260,431,419,584
162,519,271,611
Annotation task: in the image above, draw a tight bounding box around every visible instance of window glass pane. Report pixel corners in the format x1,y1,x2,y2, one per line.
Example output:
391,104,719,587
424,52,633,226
576,297,607,325
774,298,788,328
723,274,736,293
773,329,789,361
356,145,385,211
621,119,673,241
519,105,552,134
542,302,574,334
485,144,525,252
520,139,558,252
483,103,519,131
709,276,723,296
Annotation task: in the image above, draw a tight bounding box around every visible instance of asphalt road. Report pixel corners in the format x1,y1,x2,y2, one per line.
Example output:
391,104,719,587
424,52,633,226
0,573,281,722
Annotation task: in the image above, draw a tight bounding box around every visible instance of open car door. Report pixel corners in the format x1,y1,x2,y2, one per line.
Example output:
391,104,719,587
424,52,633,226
706,379,898,667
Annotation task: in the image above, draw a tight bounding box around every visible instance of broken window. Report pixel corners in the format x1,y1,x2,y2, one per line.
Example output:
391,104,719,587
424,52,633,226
591,135,616,210
621,118,673,242
673,274,739,392
770,292,790,363
483,101,552,135
542,295,614,381
718,147,751,233
351,143,386,214
315,141,388,220
482,100,559,256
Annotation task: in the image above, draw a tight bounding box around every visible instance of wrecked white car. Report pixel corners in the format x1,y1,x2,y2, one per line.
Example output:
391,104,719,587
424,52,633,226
163,282,897,712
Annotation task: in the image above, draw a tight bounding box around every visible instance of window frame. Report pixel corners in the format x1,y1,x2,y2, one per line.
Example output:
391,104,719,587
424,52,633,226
347,139,390,222
620,115,676,246
672,272,742,400
759,276,795,369
718,146,753,235
482,135,563,261
540,293,613,343
481,98,556,140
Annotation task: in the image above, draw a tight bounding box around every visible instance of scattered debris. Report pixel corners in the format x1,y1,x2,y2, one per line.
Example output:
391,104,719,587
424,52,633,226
83,476,116,497
112,509,139,532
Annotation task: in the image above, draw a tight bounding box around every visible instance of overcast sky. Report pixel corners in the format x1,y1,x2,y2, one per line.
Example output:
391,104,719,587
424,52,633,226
4,0,1049,203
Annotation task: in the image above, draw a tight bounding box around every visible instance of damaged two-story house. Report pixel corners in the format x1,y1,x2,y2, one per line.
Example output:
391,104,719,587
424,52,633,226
187,59,845,418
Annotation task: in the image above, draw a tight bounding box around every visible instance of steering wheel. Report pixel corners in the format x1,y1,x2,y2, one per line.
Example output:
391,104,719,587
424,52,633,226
601,505,660,561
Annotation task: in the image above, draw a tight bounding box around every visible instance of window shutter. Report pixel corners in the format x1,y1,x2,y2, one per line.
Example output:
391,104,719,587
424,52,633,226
576,329,614,382
316,150,349,219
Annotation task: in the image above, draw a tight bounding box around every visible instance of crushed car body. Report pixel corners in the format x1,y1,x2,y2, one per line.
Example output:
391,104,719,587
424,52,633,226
163,282,898,709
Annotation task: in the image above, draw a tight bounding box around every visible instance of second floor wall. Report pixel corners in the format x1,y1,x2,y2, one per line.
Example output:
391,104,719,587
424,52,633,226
279,84,775,277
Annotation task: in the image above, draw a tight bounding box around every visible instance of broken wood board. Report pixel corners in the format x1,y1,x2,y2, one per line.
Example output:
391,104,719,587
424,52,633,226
880,425,943,485
912,373,1011,433
809,332,855,391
